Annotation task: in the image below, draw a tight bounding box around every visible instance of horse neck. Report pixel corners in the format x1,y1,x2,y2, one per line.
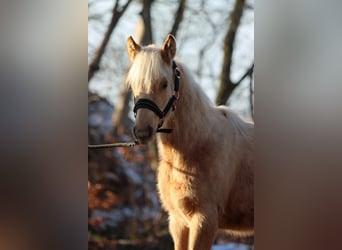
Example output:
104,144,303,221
158,64,211,155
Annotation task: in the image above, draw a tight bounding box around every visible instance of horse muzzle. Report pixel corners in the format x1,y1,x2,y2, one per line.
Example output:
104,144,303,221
133,125,154,144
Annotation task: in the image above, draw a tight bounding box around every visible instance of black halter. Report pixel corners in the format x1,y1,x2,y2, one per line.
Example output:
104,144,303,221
133,61,180,133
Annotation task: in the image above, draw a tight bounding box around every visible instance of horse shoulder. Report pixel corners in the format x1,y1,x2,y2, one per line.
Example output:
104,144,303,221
157,147,203,221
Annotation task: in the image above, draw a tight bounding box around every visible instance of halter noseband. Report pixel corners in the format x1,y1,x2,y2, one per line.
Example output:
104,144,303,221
133,61,180,133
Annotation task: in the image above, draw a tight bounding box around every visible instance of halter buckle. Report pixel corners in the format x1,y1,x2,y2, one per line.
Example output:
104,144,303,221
174,67,180,79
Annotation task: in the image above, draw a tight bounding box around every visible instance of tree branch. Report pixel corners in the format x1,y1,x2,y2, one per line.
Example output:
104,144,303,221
88,0,133,82
236,63,254,85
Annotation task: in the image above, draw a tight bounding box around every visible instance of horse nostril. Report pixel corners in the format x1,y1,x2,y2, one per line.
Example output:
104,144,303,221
147,126,153,137
133,126,154,141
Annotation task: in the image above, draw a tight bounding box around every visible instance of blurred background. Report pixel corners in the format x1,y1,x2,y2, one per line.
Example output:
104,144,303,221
2,0,342,249
88,0,254,249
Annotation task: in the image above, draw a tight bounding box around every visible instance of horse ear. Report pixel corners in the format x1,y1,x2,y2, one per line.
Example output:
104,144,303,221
161,34,176,63
126,36,141,62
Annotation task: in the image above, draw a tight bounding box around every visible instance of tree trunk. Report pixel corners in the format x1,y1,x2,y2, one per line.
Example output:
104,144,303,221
111,85,132,135
249,70,254,119
215,0,245,106
141,0,154,45
169,0,187,37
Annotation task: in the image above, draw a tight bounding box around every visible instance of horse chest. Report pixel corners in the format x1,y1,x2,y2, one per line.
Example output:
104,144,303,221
157,162,199,220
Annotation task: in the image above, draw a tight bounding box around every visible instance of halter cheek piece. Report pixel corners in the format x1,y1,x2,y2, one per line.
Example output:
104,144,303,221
133,61,180,133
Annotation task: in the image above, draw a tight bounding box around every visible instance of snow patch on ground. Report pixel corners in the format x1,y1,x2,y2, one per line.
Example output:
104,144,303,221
212,243,253,250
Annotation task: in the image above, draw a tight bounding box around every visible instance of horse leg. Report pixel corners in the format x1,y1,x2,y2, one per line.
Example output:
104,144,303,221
169,215,189,250
188,211,218,250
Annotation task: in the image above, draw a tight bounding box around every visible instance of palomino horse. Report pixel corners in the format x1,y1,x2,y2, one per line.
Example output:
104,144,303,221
126,34,254,250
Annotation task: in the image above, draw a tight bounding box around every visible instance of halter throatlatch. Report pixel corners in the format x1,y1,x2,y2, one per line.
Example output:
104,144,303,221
133,61,180,133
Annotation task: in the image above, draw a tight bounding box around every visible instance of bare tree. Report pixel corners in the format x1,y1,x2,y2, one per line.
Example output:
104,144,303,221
88,0,133,82
215,0,254,106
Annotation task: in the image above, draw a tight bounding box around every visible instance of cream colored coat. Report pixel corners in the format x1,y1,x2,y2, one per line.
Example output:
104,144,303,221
126,34,254,250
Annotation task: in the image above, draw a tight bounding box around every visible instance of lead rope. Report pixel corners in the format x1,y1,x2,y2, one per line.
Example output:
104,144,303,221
88,141,138,149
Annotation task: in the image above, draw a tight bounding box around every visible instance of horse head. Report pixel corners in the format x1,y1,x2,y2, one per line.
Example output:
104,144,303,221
126,34,179,144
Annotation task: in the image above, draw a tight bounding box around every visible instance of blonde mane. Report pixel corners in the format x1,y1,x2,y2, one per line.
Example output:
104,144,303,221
126,45,169,94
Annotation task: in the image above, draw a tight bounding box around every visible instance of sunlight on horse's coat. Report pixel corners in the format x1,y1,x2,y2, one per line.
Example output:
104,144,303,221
126,34,254,250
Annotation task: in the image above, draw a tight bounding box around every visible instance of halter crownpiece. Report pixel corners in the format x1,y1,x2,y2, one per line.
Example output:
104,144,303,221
133,61,180,133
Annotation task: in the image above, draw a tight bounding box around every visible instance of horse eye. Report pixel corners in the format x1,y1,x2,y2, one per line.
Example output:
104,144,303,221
162,82,168,89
